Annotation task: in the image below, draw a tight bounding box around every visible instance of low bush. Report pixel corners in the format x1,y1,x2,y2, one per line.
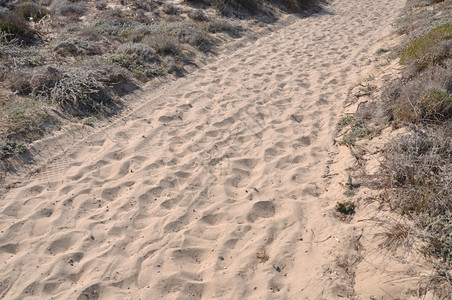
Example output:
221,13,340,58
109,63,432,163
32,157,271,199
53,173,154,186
0,140,27,160
385,61,452,124
0,97,50,140
0,10,35,40
116,42,156,62
384,127,452,264
142,33,181,55
7,66,61,96
107,42,164,81
339,117,376,145
47,65,114,113
185,0,316,13
189,9,209,21
141,21,214,53
401,23,452,65
93,17,134,37
163,3,180,15
14,1,50,21
53,37,101,56
51,0,86,17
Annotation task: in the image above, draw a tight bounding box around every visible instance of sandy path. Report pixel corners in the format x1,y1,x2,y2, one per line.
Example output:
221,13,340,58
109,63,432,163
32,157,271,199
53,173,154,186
0,0,405,299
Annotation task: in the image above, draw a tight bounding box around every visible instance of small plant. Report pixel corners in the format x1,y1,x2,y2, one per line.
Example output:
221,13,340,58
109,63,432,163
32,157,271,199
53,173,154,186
359,83,376,93
335,201,356,215
340,122,376,145
338,116,376,145
376,48,389,55
337,115,357,128
344,189,355,197
0,140,27,160
378,221,412,251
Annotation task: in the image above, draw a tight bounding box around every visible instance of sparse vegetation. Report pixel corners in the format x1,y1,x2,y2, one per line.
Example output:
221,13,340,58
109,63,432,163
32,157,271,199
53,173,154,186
185,0,317,13
374,0,452,291
384,127,452,265
0,0,318,161
336,1,451,291
339,116,376,146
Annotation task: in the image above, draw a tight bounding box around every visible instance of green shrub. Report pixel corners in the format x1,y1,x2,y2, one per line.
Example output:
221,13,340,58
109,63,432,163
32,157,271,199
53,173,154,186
401,23,452,65
0,11,35,40
335,201,355,215
385,59,452,124
0,140,27,160
339,117,376,145
14,1,50,21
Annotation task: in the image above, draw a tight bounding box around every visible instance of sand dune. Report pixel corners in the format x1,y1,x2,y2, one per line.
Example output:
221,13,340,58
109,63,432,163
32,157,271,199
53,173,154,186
0,0,414,299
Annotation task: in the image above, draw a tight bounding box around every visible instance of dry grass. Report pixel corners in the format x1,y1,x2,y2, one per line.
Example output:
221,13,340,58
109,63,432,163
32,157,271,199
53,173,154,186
383,125,452,265
373,0,452,288
0,96,50,140
377,221,413,251
185,0,317,13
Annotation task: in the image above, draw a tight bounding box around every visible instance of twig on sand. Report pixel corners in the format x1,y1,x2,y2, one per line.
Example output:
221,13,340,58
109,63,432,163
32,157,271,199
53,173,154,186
291,114,302,123
314,235,332,243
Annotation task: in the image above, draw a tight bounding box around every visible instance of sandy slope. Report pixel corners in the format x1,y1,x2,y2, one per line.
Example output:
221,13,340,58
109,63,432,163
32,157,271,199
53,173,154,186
0,0,414,299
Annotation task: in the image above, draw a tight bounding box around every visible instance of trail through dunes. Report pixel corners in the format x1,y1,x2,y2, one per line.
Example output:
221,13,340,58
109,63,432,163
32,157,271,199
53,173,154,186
0,0,408,299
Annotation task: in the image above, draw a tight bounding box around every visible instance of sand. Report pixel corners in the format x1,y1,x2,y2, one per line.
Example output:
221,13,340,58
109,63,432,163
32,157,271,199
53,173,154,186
0,0,434,299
